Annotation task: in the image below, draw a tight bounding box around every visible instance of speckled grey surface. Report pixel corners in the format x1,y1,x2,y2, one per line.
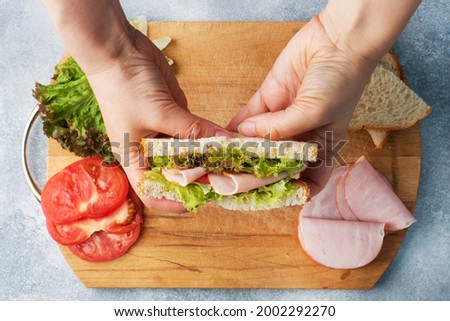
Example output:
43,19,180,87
0,0,448,300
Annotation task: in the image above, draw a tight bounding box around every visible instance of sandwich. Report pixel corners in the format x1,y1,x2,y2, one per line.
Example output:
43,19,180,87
137,136,318,212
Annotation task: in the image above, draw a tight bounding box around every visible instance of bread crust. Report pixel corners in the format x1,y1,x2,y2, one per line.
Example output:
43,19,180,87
141,137,318,162
366,129,392,149
366,50,406,148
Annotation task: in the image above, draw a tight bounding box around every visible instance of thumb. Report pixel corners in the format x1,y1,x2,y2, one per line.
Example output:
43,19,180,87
236,103,329,140
151,101,232,139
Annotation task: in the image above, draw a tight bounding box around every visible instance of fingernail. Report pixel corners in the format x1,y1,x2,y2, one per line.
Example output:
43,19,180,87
237,122,256,136
215,130,234,138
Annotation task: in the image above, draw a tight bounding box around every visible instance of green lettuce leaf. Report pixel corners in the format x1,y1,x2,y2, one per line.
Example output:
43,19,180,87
231,178,294,209
33,57,112,159
148,147,304,178
253,157,304,178
142,169,295,211
143,169,213,212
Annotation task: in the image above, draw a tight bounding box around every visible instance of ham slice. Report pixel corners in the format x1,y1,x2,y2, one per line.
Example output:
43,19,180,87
344,156,416,231
336,168,359,221
297,156,415,269
161,167,207,187
299,217,385,269
300,166,347,220
208,171,290,196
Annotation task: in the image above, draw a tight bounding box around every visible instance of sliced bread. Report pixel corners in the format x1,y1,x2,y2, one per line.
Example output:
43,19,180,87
366,51,404,148
141,137,318,162
137,179,310,211
349,64,431,131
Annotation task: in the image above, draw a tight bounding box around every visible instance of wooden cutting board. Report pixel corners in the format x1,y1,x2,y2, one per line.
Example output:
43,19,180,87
47,22,421,289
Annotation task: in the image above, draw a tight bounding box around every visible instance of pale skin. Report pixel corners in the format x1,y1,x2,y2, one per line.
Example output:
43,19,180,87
43,0,421,213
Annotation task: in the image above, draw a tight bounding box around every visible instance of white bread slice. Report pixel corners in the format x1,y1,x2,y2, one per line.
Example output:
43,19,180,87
350,64,431,131
137,179,310,211
218,180,310,210
141,137,318,162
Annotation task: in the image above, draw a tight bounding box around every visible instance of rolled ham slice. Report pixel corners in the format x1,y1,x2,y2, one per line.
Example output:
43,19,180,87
344,156,416,231
299,217,385,269
162,167,207,187
335,168,359,221
208,171,290,196
300,166,347,220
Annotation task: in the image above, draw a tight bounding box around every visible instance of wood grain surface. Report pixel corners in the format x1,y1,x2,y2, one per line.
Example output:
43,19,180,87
47,22,421,289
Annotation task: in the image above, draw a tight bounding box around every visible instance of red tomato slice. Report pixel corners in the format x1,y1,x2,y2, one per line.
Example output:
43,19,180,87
46,193,142,246
41,158,129,224
195,175,210,184
68,226,141,262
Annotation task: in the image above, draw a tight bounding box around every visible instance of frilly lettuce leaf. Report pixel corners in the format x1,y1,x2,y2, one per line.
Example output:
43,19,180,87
149,148,304,178
143,168,213,212
253,157,303,178
142,168,295,212
231,178,294,209
33,57,111,159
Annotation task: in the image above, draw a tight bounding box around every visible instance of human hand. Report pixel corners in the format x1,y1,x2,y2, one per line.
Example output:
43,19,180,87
87,25,231,213
43,0,230,213
44,1,231,213
227,16,377,195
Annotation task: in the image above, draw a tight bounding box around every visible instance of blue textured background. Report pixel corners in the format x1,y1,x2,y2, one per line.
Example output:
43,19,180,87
0,0,448,300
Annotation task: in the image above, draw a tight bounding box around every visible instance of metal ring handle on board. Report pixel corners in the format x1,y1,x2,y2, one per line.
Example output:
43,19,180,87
22,104,42,202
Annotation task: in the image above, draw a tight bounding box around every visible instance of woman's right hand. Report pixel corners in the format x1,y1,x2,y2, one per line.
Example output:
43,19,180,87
227,16,377,195
227,0,421,195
